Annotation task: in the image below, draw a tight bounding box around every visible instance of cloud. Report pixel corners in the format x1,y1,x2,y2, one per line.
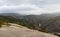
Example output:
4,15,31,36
41,3,60,13
0,0,60,14
0,4,42,14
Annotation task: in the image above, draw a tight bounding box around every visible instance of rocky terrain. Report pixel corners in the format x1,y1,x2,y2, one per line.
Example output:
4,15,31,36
0,23,58,37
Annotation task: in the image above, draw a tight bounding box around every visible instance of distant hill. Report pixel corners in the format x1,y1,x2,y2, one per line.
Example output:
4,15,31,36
0,13,25,16
0,13,25,19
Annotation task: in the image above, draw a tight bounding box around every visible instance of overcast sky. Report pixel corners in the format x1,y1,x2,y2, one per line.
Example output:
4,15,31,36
0,0,60,15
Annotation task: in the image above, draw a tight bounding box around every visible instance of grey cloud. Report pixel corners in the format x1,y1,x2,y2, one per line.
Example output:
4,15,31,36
6,0,23,5
29,0,60,7
0,0,60,14
0,6,35,13
2,0,30,5
17,8,35,11
0,0,60,7
0,9,17,13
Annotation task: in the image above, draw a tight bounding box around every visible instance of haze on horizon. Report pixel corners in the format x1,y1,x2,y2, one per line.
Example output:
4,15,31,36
0,0,60,15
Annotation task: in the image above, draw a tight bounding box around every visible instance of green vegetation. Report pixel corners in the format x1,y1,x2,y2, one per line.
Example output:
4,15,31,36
0,16,35,29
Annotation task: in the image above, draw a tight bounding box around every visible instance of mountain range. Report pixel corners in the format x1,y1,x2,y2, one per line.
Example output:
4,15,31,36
0,13,60,34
